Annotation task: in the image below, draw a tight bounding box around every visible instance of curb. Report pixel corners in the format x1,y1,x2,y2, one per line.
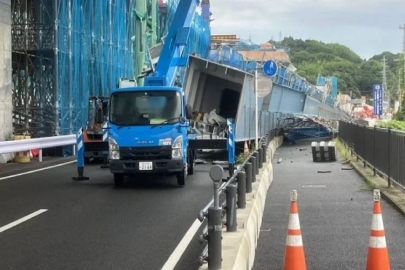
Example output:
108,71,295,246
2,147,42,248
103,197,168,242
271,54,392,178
198,136,283,270
349,159,405,218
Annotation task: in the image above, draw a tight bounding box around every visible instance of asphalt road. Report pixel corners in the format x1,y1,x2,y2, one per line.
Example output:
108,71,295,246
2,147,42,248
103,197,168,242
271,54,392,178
0,160,214,270
253,143,405,270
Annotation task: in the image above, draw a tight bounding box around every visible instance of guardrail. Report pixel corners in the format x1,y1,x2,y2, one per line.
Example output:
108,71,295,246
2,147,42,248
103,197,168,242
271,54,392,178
196,129,277,269
0,135,76,162
339,121,405,190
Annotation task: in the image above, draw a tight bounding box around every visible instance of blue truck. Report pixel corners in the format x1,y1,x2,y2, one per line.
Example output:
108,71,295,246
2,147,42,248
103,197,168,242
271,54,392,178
105,0,235,187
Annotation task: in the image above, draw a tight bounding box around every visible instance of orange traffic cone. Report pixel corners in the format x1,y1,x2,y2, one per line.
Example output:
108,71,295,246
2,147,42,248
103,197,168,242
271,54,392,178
366,189,390,270
283,190,307,270
243,140,249,158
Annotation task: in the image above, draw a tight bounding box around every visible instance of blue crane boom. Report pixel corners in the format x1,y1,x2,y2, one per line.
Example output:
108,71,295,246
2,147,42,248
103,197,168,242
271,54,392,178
144,0,200,87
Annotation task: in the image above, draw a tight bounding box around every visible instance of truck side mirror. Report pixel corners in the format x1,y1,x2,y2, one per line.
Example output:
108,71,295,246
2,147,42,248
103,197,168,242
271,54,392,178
186,104,193,119
179,116,186,124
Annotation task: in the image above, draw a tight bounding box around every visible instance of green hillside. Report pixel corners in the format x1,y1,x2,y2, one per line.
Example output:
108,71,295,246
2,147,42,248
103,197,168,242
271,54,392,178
269,37,403,107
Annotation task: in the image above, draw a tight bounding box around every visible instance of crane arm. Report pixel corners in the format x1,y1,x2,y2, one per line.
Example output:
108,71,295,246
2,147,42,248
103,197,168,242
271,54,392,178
144,0,200,87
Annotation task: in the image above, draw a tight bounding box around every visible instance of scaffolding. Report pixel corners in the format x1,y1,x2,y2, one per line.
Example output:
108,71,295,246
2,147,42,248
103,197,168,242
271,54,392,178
11,0,135,136
11,0,210,137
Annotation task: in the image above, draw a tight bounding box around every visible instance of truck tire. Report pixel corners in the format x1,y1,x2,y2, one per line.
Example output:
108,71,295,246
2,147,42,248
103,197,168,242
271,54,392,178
187,149,194,175
176,168,186,186
114,174,124,187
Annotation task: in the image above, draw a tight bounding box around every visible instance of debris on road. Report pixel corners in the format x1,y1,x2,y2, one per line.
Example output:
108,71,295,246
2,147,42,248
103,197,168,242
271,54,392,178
317,170,332,173
299,147,307,151
277,158,283,164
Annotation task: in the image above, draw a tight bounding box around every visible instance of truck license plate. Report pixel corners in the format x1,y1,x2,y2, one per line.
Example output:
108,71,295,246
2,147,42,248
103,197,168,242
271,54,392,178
139,162,153,171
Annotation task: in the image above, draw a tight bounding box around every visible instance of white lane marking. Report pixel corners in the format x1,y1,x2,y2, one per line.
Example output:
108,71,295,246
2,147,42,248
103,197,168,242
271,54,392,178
0,160,76,181
160,218,202,270
0,209,48,233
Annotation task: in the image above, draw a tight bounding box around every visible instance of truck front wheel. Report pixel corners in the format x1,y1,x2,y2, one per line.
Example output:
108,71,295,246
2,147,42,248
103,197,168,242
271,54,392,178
176,168,186,186
114,173,124,187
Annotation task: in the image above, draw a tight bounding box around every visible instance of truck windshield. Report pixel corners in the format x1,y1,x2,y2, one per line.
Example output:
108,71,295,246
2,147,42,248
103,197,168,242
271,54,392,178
109,91,182,126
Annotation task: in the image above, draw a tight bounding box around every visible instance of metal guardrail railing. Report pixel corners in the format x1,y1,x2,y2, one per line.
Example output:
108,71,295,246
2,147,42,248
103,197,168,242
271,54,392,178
0,135,76,162
338,121,405,190
196,129,277,269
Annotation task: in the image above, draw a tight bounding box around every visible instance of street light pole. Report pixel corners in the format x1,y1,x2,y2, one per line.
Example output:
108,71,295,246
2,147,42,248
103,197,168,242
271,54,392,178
255,69,258,150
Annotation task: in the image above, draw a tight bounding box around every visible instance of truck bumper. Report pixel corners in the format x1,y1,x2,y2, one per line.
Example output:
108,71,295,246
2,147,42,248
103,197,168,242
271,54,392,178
109,159,184,174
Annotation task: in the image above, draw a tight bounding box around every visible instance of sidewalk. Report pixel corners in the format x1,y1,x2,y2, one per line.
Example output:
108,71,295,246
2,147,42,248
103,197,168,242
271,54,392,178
253,142,405,270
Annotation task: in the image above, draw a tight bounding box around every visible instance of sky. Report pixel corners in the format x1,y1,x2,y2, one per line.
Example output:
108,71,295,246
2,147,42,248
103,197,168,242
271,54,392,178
208,0,405,60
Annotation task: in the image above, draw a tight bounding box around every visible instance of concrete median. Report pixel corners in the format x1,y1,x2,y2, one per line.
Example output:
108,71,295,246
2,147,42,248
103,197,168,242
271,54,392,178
198,136,283,270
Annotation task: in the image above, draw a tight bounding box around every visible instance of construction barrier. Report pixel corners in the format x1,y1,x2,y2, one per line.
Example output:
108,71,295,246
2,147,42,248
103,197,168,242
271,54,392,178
311,141,336,162
283,190,307,270
366,189,390,270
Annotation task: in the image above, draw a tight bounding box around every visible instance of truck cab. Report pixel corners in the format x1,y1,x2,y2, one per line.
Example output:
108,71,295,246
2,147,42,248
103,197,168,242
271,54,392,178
107,86,194,187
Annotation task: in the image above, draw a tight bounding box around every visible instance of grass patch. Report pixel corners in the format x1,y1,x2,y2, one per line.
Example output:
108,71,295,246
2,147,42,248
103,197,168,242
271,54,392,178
235,142,258,165
333,137,350,161
364,176,378,189
335,138,380,190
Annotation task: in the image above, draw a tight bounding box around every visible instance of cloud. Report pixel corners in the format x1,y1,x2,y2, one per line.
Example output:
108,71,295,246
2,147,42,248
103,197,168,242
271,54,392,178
209,0,405,59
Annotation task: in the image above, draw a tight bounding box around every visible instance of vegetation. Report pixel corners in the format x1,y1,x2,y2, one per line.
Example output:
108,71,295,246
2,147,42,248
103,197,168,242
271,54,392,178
377,120,405,131
235,142,257,165
334,138,350,161
269,37,405,113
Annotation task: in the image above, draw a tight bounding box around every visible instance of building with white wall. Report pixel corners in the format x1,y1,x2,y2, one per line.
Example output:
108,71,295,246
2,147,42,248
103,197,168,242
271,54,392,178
0,0,12,162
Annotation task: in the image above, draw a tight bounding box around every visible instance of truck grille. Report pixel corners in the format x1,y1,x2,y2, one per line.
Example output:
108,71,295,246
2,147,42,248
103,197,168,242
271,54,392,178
120,146,172,161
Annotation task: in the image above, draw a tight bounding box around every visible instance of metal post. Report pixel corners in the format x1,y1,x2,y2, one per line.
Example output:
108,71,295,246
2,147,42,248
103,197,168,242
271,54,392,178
262,144,267,163
72,128,89,181
258,148,263,169
237,171,246,209
253,151,259,174
39,149,43,162
245,162,252,193
373,126,376,176
363,125,366,168
225,184,237,232
388,128,391,188
208,165,223,270
249,156,256,182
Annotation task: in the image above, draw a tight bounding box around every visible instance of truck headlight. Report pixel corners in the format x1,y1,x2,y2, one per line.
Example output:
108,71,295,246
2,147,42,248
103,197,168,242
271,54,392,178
172,135,182,159
109,137,120,160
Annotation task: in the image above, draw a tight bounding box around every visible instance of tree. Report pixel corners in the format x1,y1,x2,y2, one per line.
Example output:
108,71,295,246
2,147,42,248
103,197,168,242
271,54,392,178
273,37,401,102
